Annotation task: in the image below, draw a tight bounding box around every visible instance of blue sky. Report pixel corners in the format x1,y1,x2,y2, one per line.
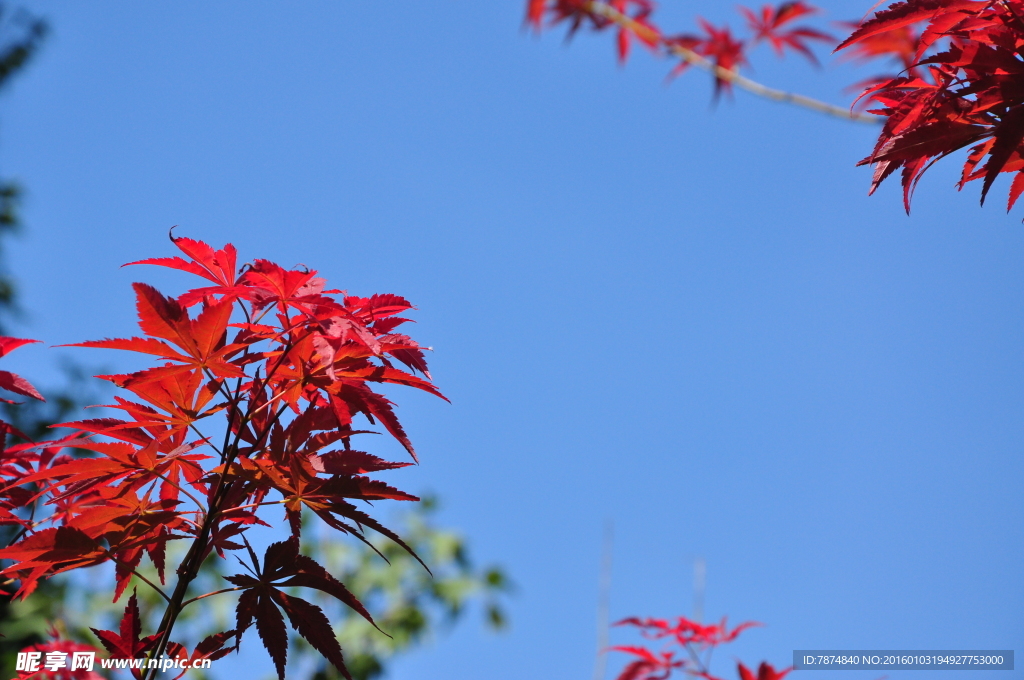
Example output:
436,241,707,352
1,1,1021,679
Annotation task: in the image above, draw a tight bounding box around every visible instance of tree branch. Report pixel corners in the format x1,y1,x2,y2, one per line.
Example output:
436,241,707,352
591,519,613,680
582,0,880,125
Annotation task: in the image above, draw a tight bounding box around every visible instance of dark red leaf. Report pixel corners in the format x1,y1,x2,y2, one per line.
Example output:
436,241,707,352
272,591,351,680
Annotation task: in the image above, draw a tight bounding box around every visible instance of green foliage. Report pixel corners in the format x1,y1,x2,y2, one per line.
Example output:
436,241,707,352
297,497,511,680
0,7,57,677
67,497,510,680
0,3,47,333
0,4,45,91
0,582,64,677
0,183,18,314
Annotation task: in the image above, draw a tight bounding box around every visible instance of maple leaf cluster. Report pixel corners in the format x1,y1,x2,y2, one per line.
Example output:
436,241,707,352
528,0,1024,215
836,0,1024,213
0,235,445,679
525,0,834,96
610,615,788,680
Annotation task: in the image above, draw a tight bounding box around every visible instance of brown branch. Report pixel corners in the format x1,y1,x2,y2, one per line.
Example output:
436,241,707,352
583,0,880,125
140,402,289,680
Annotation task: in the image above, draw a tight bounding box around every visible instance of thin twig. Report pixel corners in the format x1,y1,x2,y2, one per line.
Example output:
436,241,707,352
219,499,287,514
180,586,246,609
692,556,705,623
107,554,171,603
584,1,880,125
146,456,209,517
188,421,223,459
126,571,171,604
592,520,614,680
683,641,708,676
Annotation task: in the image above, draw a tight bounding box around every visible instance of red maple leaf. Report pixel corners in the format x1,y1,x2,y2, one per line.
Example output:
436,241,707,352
610,645,686,680
90,592,164,679
0,526,108,599
616,615,760,647
226,537,371,680
837,0,1024,212
672,20,749,97
835,0,979,53
740,2,835,63
0,337,44,449
128,233,238,288
738,661,791,680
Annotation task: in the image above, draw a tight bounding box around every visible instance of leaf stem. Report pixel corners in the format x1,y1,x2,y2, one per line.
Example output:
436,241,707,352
146,458,209,518
105,553,171,603
219,499,286,514
179,586,246,609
